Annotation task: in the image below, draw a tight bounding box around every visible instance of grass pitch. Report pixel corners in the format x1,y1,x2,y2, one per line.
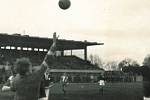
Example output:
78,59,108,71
49,82,143,100
0,82,143,100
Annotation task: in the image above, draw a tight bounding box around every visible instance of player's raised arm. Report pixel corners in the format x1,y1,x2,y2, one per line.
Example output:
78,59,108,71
42,32,57,68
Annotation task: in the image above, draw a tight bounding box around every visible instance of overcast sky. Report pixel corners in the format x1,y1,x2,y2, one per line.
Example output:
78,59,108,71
0,0,150,64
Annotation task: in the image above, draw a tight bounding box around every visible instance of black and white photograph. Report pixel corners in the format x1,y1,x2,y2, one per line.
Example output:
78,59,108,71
0,0,149,100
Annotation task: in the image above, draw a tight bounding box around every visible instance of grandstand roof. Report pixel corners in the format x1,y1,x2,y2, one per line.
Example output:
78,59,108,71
0,33,104,50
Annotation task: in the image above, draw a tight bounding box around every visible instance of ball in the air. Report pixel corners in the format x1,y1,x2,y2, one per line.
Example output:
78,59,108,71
58,0,71,10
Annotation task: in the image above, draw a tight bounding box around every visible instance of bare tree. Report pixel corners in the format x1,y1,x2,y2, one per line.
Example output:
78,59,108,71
88,54,104,69
118,58,140,70
89,54,94,64
105,61,119,71
143,54,150,66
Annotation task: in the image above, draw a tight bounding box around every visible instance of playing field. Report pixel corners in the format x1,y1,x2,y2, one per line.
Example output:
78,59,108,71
49,82,143,100
0,82,143,100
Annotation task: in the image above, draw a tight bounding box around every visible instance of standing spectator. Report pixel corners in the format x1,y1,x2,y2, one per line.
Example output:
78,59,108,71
2,67,16,91
1,66,6,83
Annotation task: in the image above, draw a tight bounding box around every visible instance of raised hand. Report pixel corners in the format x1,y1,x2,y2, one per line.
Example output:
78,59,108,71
49,32,58,54
53,32,59,47
42,32,58,67
53,32,57,45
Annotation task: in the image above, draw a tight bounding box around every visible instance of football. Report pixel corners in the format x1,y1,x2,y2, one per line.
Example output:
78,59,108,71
58,0,71,10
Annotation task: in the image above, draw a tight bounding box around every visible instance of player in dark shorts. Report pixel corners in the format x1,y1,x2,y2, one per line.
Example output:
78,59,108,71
2,33,57,100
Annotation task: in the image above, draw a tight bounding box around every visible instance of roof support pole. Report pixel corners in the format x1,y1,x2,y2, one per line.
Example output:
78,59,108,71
61,50,64,56
84,46,87,61
71,50,72,56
